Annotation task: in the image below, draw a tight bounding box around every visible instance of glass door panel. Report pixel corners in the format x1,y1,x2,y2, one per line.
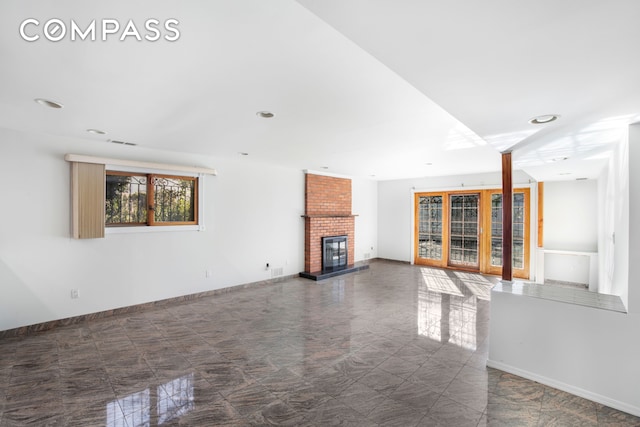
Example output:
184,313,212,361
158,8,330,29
417,195,443,263
513,193,525,269
490,194,503,267
449,194,479,269
486,190,529,278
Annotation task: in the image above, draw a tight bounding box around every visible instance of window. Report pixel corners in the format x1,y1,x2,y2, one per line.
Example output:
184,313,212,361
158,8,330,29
106,172,198,226
66,154,215,239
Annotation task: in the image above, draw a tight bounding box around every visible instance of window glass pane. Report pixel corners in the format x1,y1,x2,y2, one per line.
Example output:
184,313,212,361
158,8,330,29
417,195,443,260
513,240,524,269
106,174,147,225
491,223,502,238
491,238,502,266
451,222,463,235
451,207,462,221
152,176,196,223
489,192,526,269
513,223,524,239
514,193,525,207
464,222,477,236
450,248,462,262
449,194,479,267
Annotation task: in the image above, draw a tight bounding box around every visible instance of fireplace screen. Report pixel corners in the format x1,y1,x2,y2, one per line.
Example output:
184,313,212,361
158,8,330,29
322,235,348,271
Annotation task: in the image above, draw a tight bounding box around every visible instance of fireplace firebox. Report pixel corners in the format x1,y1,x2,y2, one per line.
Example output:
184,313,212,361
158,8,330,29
322,235,348,271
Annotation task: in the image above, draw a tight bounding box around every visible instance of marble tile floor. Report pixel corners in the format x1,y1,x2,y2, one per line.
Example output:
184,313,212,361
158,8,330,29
1,260,639,426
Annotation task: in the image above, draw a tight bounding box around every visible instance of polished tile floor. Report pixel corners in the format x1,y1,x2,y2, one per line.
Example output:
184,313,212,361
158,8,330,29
1,260,639,426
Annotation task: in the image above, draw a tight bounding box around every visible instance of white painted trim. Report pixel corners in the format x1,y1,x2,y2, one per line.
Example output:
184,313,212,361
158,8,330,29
303,169,352,179
542,249,597,256
65,154,217,175
106,225,203,234
411,182,533,193
529,181,538,281
198,173,206,231
486,359,640,417
409,187,415,264
106,164,199,177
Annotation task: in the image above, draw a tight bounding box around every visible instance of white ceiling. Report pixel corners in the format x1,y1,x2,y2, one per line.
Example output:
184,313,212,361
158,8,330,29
1,1,639,181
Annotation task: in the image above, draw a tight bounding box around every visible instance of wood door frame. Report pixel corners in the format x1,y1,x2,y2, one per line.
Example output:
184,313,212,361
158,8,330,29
414,188,530,279
480,188,530,279
447,191,482,272
414,192,449,268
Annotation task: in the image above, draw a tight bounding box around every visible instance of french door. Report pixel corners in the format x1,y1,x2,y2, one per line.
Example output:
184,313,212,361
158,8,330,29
449,194,480,269
414,189,530,278
416,195,444,262
481,189,530,277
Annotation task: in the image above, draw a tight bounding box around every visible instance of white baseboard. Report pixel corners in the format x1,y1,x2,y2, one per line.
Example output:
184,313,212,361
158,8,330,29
486,359,640,418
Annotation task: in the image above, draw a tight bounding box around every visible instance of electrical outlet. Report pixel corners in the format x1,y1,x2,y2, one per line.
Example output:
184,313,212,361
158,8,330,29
70,289,79,299
205,270,212,278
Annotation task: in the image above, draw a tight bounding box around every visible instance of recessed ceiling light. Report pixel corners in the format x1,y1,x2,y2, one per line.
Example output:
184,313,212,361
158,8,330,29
576,177,588,181
256,111,275,118
86,129,106,135
529,114,559,124
239,152,249,156
321,166,329,170
551,156,569,162
425,162,433,166
558,172,572,176
34,98,63,109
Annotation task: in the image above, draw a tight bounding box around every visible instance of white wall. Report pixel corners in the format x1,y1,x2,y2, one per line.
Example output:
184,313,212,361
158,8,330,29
352,177,378,261
0,127,378,331
489,124,640,416
377,179,413,261
489,292,640,416
377,170,535,262
628,123,640,312
544,180,598,252
597,133,629,304
598,159,614,295
543,180,598,284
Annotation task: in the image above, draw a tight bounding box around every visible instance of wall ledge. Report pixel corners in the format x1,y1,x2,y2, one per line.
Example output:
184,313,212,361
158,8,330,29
493,281,626,313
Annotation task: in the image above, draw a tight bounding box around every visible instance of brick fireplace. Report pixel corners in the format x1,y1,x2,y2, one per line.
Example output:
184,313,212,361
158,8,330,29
300,173,368,280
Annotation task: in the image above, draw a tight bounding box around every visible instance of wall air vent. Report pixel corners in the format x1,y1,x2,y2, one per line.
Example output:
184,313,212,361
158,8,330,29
108,139,137,146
